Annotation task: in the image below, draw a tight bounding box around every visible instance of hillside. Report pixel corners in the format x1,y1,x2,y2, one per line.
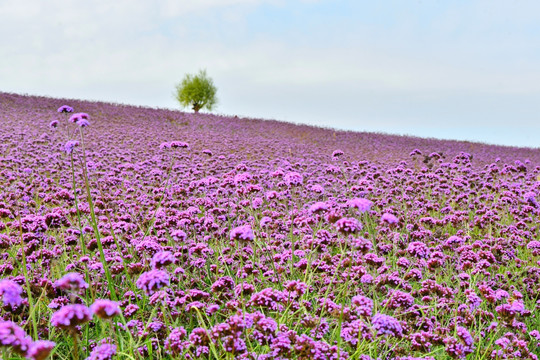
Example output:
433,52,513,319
0,92,539,359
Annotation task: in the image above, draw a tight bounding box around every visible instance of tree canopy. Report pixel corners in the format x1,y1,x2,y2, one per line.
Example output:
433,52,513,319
174,70,217,113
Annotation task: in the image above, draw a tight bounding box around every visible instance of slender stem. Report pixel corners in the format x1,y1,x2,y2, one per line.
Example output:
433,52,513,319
16,213,38,339
70,155,86,256
72,331,79,360
77,127,117,301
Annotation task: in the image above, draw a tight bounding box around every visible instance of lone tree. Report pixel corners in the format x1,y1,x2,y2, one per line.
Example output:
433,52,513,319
174,69,217,113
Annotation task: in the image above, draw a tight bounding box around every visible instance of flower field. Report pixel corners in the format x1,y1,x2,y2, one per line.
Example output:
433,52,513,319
0,92,539,359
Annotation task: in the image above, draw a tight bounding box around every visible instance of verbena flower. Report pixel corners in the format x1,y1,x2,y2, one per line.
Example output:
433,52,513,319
347,198,373,212
0,321,33,356
54,273,88,293
0,279,24,308
90,299,121,319
136,270,170,295
51,304,92,330
372,313,403,337
86,343,116,360
27,340,56,360
57,105,73,113
381,213,398,225
64,140,79,154
230,225,254,242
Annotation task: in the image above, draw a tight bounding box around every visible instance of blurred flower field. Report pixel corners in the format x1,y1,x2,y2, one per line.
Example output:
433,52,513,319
0,92,539,359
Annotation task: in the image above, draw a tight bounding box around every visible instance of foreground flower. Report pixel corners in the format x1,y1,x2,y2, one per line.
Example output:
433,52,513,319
54,273,88,293
27,340,56,360
381,213,398,225
136,269,170,295
57,105,73,113
51,304,92,330
90,299,121,319
68,113,89,123
230,225,255,242
86,343,116,360
64,140,79,154
347,198,373,212
372,313,403,338
0,321,32,356
334,217,362,235
0,279,24,308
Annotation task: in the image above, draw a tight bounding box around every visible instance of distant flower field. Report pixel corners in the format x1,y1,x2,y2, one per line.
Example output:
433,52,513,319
0,92,539,359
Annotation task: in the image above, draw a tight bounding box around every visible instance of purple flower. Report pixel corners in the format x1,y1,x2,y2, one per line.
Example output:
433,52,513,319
334,217,362,234
0,321,33,356
407,241,429,258
347,198,373,212
230,225,255,242
68,112,89,123
136,269,170,295
57,105,74,113
86,343,116,360
51,304,92,329
283,172,303,186
309,201,329,214
90,299,121,319
165,327,187,355
27,340,56,360
169,141,189,149
0,280,24,308
151,251,175,269
54,273,88,293
351,295,373,316
381,213,398,225
49,120,59,128
64,140,79,154
77,119,90,127
372,313,403,337
332,149,344,157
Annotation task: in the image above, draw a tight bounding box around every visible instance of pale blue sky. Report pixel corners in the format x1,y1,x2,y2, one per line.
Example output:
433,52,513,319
1,0,539,148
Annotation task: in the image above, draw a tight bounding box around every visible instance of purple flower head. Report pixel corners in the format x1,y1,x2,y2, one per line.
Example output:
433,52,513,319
0,321,33,356
372,313,403,338
90,299,121,319
27,340,56,360
0,280,24,308
54,273,88,293
351,295,373,317
284,172,303,186
230,225,255,242
64,140,79,154
309,201,329,214
49,120,59,128
332,149,344,157
165,327,187,355
169,141,189,149
151,251,175,269
381,213,398,225
407,241,429,258
136,269,170,295
347,198,373,212
57,105,74,113
68,112,89,123
86,343,116,360
77,119,90,127
260,216,272,227
334,217,362,235
51,304,92,330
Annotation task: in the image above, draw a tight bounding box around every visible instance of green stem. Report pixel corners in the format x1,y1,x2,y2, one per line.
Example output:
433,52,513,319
77,127,117,301
17,213,38,339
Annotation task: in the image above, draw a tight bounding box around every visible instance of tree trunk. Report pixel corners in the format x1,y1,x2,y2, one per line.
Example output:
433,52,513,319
192,103,201,113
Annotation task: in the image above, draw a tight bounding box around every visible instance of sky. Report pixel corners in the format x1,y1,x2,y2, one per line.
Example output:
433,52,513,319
1,0,540,148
